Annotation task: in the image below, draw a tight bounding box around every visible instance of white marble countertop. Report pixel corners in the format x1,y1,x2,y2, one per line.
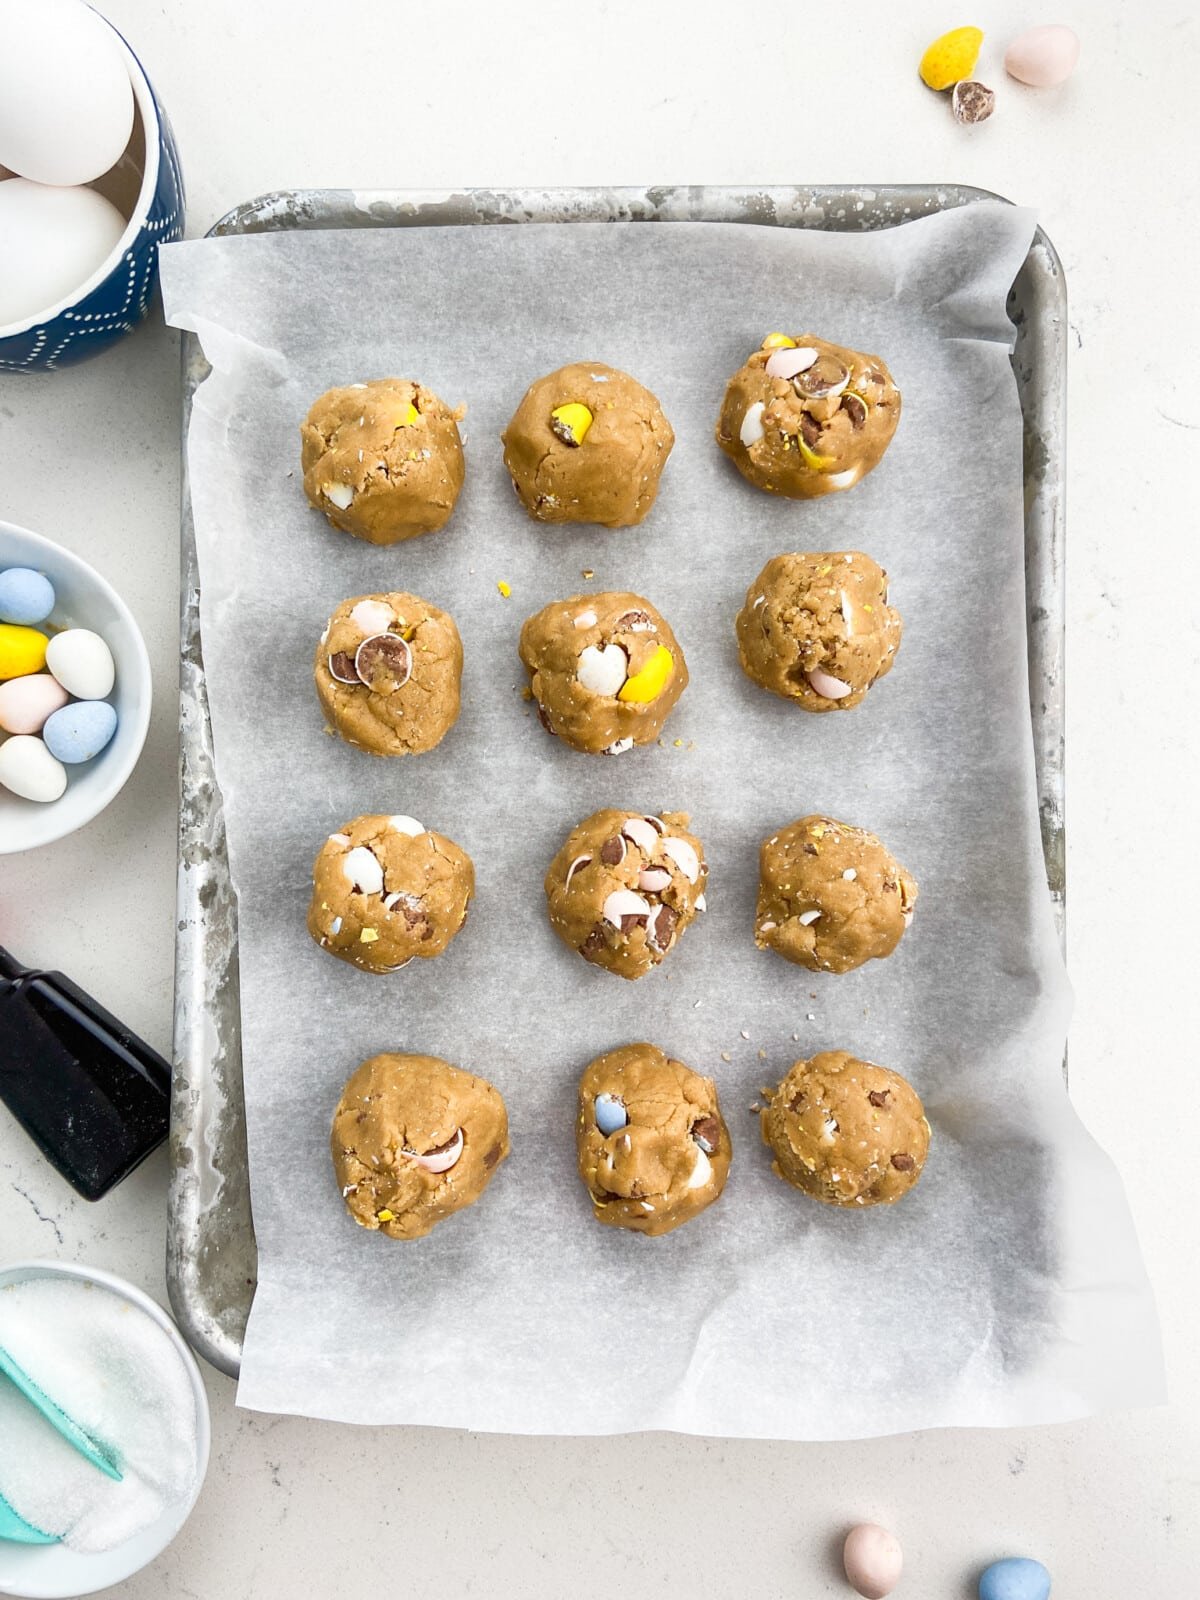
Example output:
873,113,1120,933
0,0,1195,1591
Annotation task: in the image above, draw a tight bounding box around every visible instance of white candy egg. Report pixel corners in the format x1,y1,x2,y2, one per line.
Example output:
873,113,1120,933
0,178,125,326
0,735,68,803
0,0,134,187
45,628,116,700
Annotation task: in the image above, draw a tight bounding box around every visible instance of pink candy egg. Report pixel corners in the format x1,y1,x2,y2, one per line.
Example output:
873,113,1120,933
843,1523,903,1599
0,672,69,734
1005,24,1080,87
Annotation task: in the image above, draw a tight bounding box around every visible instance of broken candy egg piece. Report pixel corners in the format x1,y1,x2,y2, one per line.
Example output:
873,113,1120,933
760,332,796,351
389,815,425,835
765,345,819,381
573,609,598,630
660,835,700,883
342,845,384,896
604,737,634,756
647,902,677,950
638,866,672,893
616,645,674,704
349,599,396,635
328,832,351,847
602,888,651,929
797,435,836,472
594,1093,628,1136
797,908,822,927
687,1145,713,1190
739,400,766,447
564,852,593,889
841,392,869,430
549,402,593,446
403,1127,464,1173
621,816,661,855
328,651,359,684
324,482,354,510
354,633,412,693
394,402,420,427
952,79,996,123
792,357,849,399
919,24,984,90
807,668,853,699
695,894,707,912
1005,23,1080,87
578,642,628,697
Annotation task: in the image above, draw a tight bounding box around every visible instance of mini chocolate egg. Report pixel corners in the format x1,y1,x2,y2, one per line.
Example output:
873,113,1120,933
1004,24,1080,87
0,622,49,680
843,1523,903,1599
45,627,115,700
43,700,117,764
0,735,67,802
0,567,55,626
0,673,69,735
978,1556,1051,1600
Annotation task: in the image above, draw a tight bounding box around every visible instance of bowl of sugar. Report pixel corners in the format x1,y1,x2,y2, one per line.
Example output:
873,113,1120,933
0,1261,209,1598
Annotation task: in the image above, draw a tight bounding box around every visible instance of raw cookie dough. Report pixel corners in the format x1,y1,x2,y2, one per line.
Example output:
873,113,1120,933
519,591,688,754
501,362,674,526
760,1050,929,1207
736,552,901,711
332,1052,509,1239
756,815,916,974
716,333,900,498
314,591,462,756
301,378,465,544
545,809,707,980
308,813,473,974
576,1043,731,1236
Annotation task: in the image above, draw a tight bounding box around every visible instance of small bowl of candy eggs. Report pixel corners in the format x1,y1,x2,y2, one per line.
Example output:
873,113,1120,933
0,521,150,853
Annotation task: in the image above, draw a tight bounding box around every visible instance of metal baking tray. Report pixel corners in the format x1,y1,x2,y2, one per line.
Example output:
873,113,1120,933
168,184,1066,1377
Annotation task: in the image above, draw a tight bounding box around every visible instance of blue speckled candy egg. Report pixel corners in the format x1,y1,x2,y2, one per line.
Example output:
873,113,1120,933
0,567,55,626
594,1094,628,1135
979,1556,1051,1600
42,700,118,764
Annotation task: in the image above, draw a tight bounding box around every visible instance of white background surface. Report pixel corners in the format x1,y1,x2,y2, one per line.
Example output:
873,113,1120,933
0,1,1194,1592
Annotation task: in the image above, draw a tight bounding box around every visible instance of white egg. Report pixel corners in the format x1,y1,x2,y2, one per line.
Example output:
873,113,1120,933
0,178,125,326
45,628,116,701
0,0,134,187
0,735,68,803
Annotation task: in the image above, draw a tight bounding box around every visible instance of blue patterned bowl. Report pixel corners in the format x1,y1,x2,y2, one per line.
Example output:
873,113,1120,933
0,19,184,373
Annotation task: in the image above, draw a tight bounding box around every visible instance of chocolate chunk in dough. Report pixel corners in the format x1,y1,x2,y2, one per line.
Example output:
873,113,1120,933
308,813,473,974
576,1042,731,1235
501,362,674,526
735,552,901,711
301,378,465,544
332,1053,509,1239
519,591,688,754
314,591,462,756
716,334,900,498
545,809,707,980
760,1050,929,1207
755,815,916,975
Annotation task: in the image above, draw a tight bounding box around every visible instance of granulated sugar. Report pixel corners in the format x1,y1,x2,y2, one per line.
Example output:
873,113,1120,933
0,1277,198,1552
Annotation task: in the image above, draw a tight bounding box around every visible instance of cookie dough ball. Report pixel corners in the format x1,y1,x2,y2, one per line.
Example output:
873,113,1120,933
577,1043,731,1236
519,591,688,755
308,813,473,974
756,815,916,975
545,809,707,980
761,1051,929,1207
501,362,674,527
716,334,900,498
315,591,462,756
736,552,901,711
301,378,465,544
332,1053,510,1240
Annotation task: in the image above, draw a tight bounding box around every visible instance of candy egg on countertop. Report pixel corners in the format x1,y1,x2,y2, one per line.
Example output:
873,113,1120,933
43,700,118,765
978,1556,1051,1600
0,735,68,803
0,178,127,328
45,628,115,700
0,568,55,626
0,622,49,680
0,0,135,187
1005,24,1080,87
843,1523,903,1599
0,674,70,735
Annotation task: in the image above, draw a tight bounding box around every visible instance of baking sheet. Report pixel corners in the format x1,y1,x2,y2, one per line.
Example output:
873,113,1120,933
160,204,1162,1436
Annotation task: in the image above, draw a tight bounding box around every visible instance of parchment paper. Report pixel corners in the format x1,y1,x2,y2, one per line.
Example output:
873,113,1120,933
161,204,1162,1436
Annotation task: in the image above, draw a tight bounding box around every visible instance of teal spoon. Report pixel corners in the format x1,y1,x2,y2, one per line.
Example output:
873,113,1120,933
0,1344,122,1544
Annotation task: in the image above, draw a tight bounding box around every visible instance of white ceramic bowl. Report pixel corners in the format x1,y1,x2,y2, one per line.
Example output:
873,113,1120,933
0,522,151,853
0,1260,210,1599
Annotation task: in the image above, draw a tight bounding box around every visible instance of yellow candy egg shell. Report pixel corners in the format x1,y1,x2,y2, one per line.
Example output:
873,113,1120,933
617,644,675,703
0,623,49,680
919,26,984,91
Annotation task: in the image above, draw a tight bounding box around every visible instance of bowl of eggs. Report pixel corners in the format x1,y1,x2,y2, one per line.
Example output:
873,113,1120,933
0,0,184,372
0,521,151,853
